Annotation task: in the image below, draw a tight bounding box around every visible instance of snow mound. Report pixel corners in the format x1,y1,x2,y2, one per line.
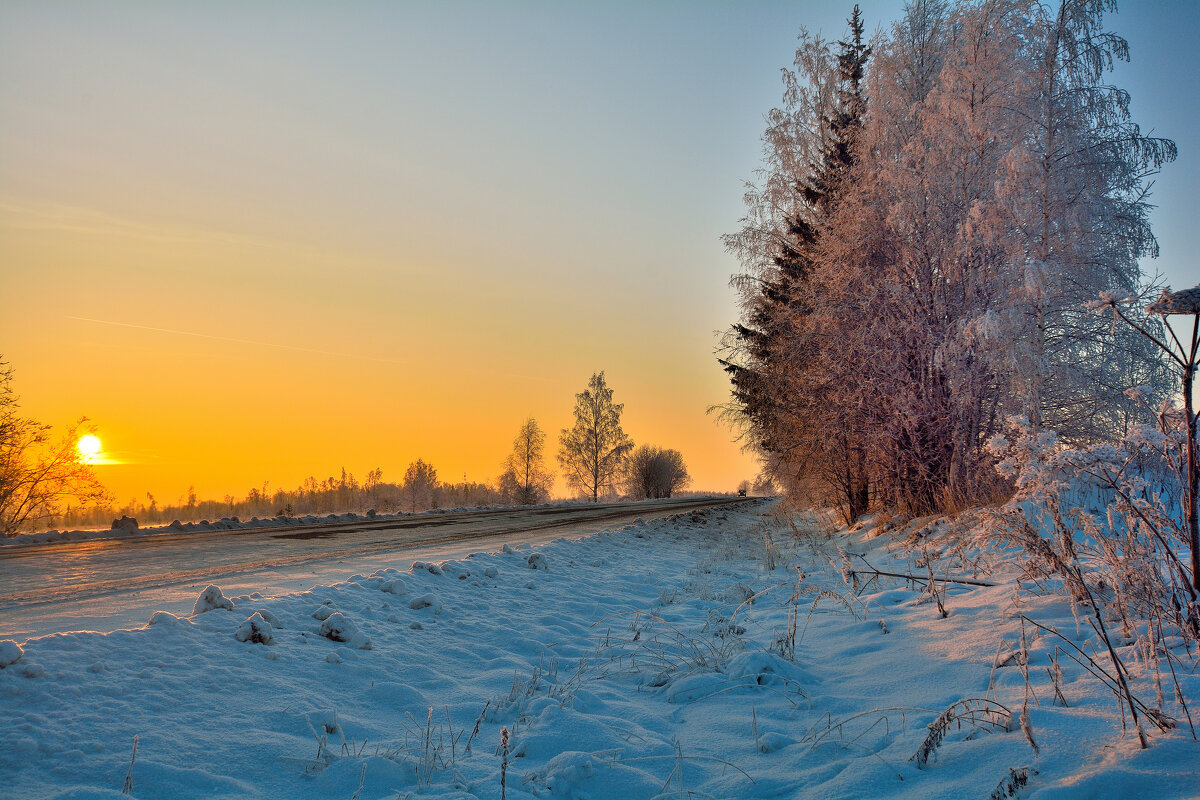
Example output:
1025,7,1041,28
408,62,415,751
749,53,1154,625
756,730,793,753
380,578,407,595
318,613,371,649
318,612,356,642
253,609,282,628
527,552,549,570
484,566,499,578
110,515,138,533
192,585,234,615
312,604,337,621
411,560,443,576
147,611,185,626
0,640,23,667
235,613,275,645
525,750,601,797
408,593,441,612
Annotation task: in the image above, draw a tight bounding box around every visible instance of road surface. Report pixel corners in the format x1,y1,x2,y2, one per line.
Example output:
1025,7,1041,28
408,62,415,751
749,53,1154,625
0,496,745,640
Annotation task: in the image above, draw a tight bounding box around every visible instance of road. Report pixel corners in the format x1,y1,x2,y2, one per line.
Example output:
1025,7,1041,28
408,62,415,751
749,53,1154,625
0,496,744,640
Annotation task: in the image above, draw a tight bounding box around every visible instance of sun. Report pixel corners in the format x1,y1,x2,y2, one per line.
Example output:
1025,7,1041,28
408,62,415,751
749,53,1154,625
77,434,102,463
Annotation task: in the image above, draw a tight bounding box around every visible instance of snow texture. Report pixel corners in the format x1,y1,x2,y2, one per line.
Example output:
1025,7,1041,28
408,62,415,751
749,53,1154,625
0,639,23,667
1,501,1197,799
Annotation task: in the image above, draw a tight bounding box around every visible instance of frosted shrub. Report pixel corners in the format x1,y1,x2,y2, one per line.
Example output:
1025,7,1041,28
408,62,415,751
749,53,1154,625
984,417,1198,743
987,417,1197,639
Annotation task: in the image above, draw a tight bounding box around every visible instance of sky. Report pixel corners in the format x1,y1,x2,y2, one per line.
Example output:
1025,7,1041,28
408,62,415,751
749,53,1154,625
1,1,1197,508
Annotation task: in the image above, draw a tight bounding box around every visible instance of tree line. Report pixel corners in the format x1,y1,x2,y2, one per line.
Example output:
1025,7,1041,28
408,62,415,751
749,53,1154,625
720,0,1176,523
0,364,693,534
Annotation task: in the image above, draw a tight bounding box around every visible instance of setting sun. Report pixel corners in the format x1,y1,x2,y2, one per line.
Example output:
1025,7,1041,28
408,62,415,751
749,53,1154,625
77,434,101,463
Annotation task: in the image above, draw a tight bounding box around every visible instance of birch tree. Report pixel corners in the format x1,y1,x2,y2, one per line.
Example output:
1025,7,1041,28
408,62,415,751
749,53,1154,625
558,372,632,502
723,0,1174,518
499,418,554,506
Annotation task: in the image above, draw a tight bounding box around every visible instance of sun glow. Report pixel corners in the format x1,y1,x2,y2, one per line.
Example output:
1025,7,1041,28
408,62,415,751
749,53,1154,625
78,434,102,463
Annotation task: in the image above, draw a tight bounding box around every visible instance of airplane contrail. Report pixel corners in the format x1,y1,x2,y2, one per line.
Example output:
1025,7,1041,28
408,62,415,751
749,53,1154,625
66,316,410,366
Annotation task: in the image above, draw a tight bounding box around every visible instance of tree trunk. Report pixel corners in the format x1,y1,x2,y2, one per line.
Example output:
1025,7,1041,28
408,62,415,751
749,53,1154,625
1185,357,1198,592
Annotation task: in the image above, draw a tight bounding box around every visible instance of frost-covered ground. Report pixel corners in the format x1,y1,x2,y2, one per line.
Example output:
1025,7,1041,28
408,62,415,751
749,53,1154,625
1,501,1197,799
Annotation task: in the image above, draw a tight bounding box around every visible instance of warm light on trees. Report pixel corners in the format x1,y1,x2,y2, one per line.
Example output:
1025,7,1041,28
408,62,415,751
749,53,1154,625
722,0,1175,519
624,445,690,500
401,458,438,513
499,418,554,506
0,357,109,535
559,372,633,502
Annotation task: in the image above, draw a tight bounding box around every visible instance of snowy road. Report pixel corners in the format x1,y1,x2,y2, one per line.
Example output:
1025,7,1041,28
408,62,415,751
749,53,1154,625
0,497,742,640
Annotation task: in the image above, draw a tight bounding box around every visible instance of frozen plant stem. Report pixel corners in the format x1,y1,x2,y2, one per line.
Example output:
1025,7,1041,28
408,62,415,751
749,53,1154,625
122,734,138,795
500,726,509,800
1100,293,1200,593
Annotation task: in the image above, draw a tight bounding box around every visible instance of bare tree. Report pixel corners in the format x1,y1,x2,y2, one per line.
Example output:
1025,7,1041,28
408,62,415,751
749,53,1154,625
0,358,108,535
624,445,690,499
558,372,633,502
499,418,554,505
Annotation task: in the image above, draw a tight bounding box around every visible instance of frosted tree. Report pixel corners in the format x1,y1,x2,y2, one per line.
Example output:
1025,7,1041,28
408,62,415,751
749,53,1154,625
720,6,875,521
558,372,632,502
401,458,438,512
498,418,554,506
988,0,1176,437
724,0,1174,518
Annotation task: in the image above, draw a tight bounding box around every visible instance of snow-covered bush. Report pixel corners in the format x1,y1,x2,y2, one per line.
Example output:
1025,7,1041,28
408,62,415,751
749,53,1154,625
986,416,1196,637
235,612,275,645
192,585,234,615
983,416,1197,743
318,612,356,642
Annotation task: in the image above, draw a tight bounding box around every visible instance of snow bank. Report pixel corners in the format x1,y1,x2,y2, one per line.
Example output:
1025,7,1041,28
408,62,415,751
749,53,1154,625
1,500,1196,800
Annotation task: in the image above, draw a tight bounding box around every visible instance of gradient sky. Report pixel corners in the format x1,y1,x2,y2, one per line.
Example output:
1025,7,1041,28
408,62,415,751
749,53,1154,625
1,1,1196,508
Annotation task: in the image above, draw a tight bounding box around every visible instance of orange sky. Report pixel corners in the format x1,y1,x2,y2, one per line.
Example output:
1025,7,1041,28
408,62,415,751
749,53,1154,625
1,196,760,502
0,4,800,506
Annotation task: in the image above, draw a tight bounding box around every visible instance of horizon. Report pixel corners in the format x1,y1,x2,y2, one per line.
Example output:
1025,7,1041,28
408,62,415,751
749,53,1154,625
2,1,1196,507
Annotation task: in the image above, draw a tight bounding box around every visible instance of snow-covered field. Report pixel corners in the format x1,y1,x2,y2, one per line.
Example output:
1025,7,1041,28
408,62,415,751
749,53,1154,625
2,500,1196,799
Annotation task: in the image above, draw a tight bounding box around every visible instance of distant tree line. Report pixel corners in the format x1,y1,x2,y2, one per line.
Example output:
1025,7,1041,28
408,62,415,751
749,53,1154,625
9,368,697,534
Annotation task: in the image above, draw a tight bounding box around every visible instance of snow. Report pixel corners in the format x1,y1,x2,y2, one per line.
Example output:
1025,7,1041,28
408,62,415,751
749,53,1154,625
1,500,1197,799
191,585,233,615
234,613,276,645
0,639,22,667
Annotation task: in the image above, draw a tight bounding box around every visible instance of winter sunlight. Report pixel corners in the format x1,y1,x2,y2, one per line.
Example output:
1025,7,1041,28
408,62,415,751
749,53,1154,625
1,2,1197,798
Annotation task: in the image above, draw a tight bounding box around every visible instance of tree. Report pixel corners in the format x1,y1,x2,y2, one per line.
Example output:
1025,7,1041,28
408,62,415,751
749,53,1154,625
0,357,108,535
724,0,1174,519
624,445,690,499
558,372,633,502
720,5,874,521
752,472,778,496
499,418,554,505
401,458,438,512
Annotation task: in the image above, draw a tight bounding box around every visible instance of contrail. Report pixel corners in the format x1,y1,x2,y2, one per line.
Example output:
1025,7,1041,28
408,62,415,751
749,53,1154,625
66,316,409,366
